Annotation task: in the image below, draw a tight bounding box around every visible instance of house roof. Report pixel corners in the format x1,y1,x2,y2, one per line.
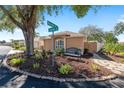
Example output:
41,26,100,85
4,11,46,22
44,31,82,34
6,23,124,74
50,31,85,37
34,36,51,41
35,31,86,40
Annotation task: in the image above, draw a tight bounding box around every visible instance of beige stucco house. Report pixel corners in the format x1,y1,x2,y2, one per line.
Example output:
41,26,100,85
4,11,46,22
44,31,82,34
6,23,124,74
34,31,87,51
34,31,103,53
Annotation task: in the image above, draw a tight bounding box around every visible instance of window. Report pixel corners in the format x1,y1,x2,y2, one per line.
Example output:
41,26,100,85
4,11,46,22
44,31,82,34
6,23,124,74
55,39,64,49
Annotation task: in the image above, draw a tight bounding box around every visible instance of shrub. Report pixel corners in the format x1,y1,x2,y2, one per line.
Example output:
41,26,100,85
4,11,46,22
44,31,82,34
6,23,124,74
104,43,124,55
103,43,112,54
34,50,42,60
9,55,17,59
32,63,40,69
91,63,100,72
34,49,48,61
58,64,73,75
47,50,53,56
10,58,25,66
55,48,64,56
41,49,48,59
18,47,26,51
110,43,123,55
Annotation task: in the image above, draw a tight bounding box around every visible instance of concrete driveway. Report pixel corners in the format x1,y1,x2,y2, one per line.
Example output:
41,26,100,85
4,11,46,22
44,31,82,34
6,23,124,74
0,46,124,88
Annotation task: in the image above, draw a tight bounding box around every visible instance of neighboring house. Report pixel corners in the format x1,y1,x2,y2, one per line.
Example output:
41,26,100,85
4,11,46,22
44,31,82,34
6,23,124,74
11,39,25,47
34,31,103,53
0,41,11,46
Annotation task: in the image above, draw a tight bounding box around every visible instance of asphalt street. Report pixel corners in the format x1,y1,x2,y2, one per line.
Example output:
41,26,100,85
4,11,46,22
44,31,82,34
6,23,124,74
0,46,124,88
0,46,11,63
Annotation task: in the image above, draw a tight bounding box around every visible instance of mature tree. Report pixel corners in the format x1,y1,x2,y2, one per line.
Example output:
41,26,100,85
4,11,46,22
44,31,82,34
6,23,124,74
104,32,118,43
0,5,98,56
114,22,124,36
79,25,105,42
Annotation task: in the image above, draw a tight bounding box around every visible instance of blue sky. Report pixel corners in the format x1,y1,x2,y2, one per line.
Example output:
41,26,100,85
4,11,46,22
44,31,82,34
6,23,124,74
0,5,124,42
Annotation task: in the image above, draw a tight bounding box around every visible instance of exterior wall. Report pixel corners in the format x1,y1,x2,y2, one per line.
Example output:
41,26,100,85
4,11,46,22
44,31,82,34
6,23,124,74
84,42,97,53
44,39,52,51
66,37,84,50
97,42,104,52
36,35,86,51
34,39,44,49
39,40,45,49
34,41,39,48
41,37,85,51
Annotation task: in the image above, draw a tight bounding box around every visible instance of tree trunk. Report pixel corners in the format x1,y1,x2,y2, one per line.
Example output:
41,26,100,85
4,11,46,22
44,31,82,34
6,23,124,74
23,28,34,56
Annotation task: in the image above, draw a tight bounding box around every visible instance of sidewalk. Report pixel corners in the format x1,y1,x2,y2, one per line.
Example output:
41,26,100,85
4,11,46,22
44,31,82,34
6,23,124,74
7,50,24,55
93,54,124,76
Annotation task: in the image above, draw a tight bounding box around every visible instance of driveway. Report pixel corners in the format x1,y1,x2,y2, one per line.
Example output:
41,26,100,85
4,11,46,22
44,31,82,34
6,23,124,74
0,46,124,88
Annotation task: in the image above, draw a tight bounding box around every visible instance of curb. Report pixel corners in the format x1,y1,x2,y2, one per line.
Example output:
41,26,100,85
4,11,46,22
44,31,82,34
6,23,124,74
2,55,118,83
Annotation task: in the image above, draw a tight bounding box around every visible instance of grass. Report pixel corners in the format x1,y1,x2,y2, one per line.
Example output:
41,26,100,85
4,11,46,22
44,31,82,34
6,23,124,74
10,58,25,66
118,52,124,56
32,63,40,69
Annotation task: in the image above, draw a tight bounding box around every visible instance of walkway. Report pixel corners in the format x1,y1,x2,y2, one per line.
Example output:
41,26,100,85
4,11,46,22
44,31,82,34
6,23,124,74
93,54,124,76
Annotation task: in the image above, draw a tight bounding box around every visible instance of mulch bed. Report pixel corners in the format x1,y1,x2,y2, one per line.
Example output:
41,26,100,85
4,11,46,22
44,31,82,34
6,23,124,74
6,53,113,79
97,52,124,64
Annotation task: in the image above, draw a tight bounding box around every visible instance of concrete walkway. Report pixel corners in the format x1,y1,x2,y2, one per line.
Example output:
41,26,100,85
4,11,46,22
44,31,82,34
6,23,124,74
7,50,24,55
93,54,124,76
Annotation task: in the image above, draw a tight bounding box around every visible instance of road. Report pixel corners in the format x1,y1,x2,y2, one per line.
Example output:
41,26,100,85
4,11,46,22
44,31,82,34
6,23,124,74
0,46,11,63
0,46,124,88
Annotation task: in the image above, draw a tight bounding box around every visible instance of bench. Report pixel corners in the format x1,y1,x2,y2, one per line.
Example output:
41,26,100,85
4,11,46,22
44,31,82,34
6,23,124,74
64,47,83,57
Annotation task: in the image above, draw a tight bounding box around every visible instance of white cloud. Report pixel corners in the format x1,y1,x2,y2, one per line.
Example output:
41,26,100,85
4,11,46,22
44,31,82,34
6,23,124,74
0,28,24,42
117,14,124,22
117,34,124,42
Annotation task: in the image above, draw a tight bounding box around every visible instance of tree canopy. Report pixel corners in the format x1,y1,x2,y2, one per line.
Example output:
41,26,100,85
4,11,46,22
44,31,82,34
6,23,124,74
79,25,105,42
0,5,97,32
104,32,118,43
0,5,99,56
114,22,124,36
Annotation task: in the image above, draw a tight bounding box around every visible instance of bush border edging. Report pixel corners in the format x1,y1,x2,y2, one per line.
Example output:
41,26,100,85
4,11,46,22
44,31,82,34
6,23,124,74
2,55,118,82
